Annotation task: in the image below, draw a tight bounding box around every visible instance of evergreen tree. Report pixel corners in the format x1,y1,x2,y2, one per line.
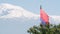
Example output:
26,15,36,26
27,23,60,34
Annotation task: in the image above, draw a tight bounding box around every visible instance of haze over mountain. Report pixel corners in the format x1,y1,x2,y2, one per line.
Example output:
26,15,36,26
0,3,60,34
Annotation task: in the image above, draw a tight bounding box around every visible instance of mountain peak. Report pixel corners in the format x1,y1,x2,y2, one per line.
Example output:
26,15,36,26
0,3,23,9
1,3,12,6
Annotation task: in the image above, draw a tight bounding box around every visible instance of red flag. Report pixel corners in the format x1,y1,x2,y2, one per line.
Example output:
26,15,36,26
40,6,49,24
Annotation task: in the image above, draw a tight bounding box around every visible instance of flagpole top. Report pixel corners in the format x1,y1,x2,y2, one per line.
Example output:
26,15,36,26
40,5,42,9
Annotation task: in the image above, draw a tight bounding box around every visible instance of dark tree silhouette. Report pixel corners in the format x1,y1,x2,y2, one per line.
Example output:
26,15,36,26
27,23,60,34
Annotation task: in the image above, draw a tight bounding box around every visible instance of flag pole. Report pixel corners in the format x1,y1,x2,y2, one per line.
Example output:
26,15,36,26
40,5,42,9
40,5,49,34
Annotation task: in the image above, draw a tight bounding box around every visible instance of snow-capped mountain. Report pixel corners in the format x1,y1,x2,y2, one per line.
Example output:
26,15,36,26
0,3,40,34
0,3,60,34
0,3,39,20
0,3,60,24
49,15,60,25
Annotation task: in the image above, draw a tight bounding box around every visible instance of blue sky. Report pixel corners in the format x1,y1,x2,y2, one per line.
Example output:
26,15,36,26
0,0,60,34
0,0,60,15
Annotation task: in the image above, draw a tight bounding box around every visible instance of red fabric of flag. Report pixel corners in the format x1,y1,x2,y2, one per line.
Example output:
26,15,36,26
40,8,49,24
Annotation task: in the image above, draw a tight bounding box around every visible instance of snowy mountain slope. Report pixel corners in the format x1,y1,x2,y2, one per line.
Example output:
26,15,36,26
50,15,60,22
49,15,60,25
0,3,39,20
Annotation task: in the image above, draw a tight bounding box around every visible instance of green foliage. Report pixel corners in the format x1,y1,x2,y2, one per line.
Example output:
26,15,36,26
27,24,60,34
